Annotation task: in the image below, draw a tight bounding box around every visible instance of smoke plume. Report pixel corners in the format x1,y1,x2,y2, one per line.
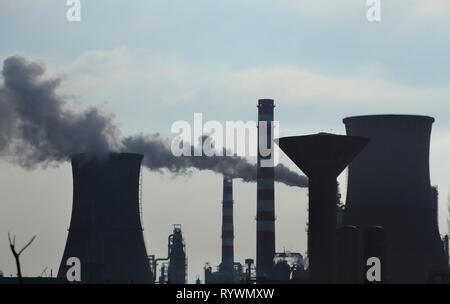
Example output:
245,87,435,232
0,56,307,187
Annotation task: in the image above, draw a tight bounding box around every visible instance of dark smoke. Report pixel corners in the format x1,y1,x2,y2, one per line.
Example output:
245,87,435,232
0,56,307,187
0,56,120,167
122,134,308,187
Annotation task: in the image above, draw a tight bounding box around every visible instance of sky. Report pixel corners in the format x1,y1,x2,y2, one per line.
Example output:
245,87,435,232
0,0,450,282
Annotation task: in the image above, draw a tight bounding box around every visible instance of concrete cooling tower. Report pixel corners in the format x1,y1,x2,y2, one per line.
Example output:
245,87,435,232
57,153,153,283
343,115,448,283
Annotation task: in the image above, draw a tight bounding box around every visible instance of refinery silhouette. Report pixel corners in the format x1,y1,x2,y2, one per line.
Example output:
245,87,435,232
54,106,450,284
1,57,449,285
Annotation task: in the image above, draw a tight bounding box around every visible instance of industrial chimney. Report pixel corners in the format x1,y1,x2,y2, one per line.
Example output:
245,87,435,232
256,99,275,281
343,115,448,283
277,133,369,283
57,153,153,283
220,176,234,277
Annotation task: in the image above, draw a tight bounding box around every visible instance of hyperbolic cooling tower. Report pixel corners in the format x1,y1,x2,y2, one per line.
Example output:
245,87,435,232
256,99,276,280
220,176,234,276
277,133,369,283
343,115,448,283
57,153,153,283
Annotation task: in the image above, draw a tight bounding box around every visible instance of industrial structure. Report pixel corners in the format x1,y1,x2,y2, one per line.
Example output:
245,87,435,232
276,133,369,283
336,225,359,284
204,176,250,284
443,235,450,268
220,176,235,279
57,153,153,283
12,103,450,285
204,262,248,284
271,251,307,283
167,225,187,284
363,226,386,284
343,115,449,283
153,225,188,284
256,99,276,281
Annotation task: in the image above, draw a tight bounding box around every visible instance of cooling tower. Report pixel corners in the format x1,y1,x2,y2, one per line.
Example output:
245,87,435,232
256,99,275,280
220,176,234,276
277,133,369,283
57,153,153,283
343,115,448,283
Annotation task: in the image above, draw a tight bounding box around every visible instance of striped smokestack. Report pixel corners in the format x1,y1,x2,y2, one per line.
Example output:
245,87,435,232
256,99,275,280
220,176,234,275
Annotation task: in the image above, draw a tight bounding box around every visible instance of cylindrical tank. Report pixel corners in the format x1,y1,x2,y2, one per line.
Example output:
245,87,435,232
337,225,360,284
343,115,448,283
57,153,153,283
364,226,385,284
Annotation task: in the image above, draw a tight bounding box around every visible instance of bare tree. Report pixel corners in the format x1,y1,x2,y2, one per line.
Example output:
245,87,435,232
8,232,36,284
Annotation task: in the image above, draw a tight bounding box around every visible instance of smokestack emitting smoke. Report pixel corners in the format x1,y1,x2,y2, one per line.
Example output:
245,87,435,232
0,56,307,187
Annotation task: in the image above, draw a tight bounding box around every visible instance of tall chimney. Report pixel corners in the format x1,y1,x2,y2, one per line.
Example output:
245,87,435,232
220,176,234,276
256,99,275,280
57,153,153,283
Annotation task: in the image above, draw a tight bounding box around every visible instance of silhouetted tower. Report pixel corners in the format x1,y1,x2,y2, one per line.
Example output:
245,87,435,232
256,99,276,281
343,115,448,283
58,153,153,283
277,133,369,283
168,225,187,284
220,176,234,276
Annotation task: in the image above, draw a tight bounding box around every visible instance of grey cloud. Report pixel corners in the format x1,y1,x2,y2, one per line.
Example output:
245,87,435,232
0,56,307,187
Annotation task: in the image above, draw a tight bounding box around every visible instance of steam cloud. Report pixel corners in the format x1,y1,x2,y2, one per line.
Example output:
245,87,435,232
0,56,307,187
